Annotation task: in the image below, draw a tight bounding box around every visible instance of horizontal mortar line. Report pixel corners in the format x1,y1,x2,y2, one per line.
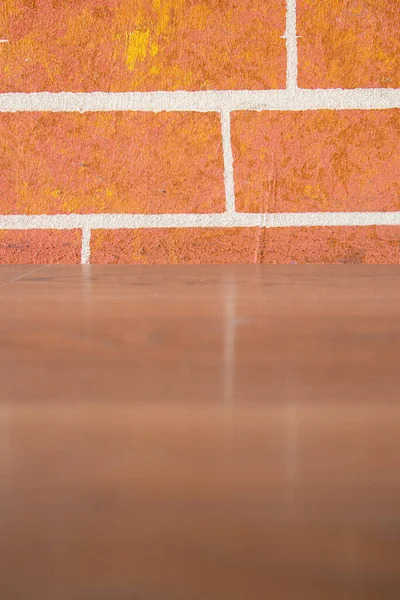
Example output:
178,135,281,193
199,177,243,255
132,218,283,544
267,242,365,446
0,89,400,112
1,212,400,229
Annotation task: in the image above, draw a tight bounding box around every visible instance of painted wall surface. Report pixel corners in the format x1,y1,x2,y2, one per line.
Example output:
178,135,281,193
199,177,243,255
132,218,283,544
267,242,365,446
0,0,399,264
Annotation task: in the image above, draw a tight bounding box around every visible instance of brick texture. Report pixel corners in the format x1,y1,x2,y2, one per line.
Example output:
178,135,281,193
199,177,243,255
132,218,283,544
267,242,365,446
0,230,81,264
91,228,262,264
0,0,286,92
260,226,400,264
298,0,400,89
0,2,400,265
0,112,225,215
91,226,400,264
232,110,400,213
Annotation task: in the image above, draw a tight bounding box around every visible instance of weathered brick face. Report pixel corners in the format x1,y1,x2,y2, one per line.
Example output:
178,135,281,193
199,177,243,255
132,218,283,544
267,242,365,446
0,0,286,91
232,110,400,213
91,228,263,264
0,0,399,264
91,226,400,265
298,0,400,89
0,112,225,214
0,230,81,264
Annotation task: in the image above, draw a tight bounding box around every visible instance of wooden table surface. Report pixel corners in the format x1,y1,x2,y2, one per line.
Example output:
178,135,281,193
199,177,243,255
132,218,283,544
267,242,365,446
1,265,400,599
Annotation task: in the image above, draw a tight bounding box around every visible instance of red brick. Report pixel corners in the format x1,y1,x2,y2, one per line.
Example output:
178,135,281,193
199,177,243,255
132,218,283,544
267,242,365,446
0,112,224,215
0,230,81,264
90,226,400,264
298,0,400,89
0,0,286,92
260,227,400,264
91,228,262,264
232,110,400,213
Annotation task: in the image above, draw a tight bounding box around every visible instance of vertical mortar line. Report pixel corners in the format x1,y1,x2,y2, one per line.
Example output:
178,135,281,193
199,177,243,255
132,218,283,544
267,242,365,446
81,226,91,265
221,109,236,214
286,0,298,91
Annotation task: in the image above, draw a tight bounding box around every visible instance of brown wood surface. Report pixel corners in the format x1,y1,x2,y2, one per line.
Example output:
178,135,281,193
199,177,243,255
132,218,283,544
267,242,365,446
1,265,400,599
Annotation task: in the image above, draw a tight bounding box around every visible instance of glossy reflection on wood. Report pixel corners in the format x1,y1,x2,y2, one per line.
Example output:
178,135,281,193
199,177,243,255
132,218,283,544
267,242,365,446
1,265,400,600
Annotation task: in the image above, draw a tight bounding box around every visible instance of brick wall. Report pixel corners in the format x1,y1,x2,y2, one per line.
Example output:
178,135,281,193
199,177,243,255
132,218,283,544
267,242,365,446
0,0,399,264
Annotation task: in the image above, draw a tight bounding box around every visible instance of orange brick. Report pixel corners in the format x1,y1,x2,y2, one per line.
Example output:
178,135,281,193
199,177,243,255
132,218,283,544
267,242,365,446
232,110,400,213
0,230,81,264
298,0,400,89
91,228,262,264
260,227,400,264
0,1,286,92
0,112,224,215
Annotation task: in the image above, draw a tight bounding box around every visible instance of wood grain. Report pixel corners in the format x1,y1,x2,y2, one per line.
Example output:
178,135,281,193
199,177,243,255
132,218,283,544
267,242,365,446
1,265,400,599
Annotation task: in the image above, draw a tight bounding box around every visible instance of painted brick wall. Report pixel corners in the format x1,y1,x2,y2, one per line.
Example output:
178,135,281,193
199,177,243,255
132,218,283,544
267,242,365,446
0,0,399,264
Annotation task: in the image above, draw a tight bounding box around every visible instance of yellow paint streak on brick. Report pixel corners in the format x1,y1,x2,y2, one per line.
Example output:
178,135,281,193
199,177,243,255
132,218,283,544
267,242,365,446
152,0,186,36
119,1,187,77
150,42,159,57
126,29,150,70
153,0,172,35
